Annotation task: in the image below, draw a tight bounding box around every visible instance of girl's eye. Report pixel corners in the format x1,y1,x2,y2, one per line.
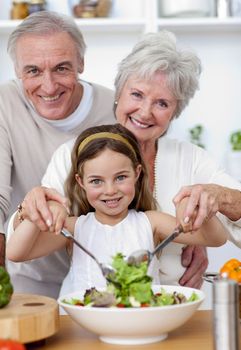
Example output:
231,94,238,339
116,175,126,182
90,179,102,185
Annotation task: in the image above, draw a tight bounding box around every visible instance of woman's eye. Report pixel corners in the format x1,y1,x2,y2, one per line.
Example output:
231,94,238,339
131,91,142,99
157,100,168,108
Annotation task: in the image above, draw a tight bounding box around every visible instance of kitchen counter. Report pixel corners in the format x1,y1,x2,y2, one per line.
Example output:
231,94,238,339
28,311,241,350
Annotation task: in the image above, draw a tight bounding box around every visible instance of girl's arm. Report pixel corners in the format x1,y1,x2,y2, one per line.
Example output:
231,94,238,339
6,202,77,262
146,199,227,247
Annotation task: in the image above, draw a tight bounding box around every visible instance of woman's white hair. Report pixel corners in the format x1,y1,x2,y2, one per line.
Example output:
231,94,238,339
114,30,202,118
7,11,86,66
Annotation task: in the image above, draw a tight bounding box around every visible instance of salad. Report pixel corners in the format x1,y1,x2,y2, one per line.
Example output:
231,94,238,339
62,253,199,308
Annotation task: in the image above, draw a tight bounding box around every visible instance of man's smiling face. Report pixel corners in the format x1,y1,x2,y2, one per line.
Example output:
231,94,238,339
15,32,83,120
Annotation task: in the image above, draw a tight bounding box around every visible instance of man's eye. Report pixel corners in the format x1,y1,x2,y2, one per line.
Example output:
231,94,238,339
27,68,39,75
57,66,67,72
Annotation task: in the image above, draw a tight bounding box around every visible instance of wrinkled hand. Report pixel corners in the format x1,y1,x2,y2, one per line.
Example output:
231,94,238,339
173,184,220,231
21,186,68,231
179,245,208,289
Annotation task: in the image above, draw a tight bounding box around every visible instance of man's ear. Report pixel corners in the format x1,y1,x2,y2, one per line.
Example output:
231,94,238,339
78,58,84,74
75,173,85,189
135,164,142,182
15,66,21,79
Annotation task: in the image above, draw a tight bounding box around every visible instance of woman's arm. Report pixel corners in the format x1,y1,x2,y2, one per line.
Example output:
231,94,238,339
174,184,241,228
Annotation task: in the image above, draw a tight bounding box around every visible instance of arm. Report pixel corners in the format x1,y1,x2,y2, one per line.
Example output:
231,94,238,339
17,140,73,231
6,202,76,262
0,234,5,267
0,103,13,267
20,186,68,231
172,144,241,286
147,200,227,248
179,245,208,288
174,184,241,230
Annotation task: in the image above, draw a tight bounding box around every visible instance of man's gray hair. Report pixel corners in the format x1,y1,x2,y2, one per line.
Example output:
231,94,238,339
7,11,86,65
114,30,202,118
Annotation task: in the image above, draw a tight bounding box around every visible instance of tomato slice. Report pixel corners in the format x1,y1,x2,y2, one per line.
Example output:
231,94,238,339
141,303,150,307
117,303,126,308
0,339,26,350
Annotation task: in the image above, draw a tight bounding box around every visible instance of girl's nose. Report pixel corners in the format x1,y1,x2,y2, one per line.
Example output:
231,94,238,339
104,182,117,195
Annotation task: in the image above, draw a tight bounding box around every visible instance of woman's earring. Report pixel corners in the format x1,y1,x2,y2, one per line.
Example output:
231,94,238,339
113,100,118,115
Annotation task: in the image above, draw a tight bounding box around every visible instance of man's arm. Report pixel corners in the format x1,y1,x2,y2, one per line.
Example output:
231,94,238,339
0,233,6,267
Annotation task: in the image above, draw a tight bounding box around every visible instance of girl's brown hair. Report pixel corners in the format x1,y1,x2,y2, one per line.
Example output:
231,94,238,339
65,123,157,216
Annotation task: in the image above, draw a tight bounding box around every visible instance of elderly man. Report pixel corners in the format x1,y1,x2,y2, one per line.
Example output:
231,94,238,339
0,11,115,297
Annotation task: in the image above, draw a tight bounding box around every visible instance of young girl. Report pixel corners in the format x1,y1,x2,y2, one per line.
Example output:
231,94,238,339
6,124,227,296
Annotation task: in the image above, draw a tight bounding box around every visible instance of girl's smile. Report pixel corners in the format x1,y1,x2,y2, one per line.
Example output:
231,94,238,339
76,148,141,225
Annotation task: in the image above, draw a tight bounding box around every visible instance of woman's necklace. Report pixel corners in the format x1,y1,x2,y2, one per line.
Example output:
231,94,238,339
153,152,157,201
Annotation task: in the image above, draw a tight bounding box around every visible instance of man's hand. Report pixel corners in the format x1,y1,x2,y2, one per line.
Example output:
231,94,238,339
21,186,68,231
0,234,5,267
179,245,208,289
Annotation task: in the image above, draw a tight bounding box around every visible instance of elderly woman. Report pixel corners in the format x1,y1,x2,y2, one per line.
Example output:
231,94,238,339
10,31,241,294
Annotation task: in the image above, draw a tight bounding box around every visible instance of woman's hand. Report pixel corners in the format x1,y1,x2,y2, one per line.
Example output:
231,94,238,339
173,184,222,231
179,245,208,289
175,193,209,288
174,184,241,230
20,186,69,231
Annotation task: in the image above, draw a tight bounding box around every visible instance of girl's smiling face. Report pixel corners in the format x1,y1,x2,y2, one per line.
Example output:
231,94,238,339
76,148,141,225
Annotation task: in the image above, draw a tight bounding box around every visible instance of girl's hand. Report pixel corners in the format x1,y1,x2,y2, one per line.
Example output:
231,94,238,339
47,200,68,235
175,197,197,233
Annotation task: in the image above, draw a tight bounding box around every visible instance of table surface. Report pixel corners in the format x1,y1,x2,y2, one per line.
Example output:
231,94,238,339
26,310,241,350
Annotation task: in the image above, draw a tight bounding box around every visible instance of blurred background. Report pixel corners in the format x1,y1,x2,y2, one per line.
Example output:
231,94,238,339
0,0,241,307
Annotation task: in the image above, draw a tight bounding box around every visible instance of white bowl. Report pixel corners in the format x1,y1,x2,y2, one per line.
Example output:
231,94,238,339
58,284,204,345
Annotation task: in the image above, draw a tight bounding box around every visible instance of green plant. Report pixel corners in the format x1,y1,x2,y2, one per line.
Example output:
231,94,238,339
0,266,13,308
189,124,205,149
230,130,241,151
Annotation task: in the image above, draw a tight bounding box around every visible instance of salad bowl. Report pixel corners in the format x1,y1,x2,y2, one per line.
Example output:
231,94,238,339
58,284,205,345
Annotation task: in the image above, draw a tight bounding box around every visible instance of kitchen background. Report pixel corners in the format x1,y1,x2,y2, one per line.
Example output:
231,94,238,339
0,0,240,308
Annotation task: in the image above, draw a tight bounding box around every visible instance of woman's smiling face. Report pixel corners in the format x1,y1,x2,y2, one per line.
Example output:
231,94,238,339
115,71,177,145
